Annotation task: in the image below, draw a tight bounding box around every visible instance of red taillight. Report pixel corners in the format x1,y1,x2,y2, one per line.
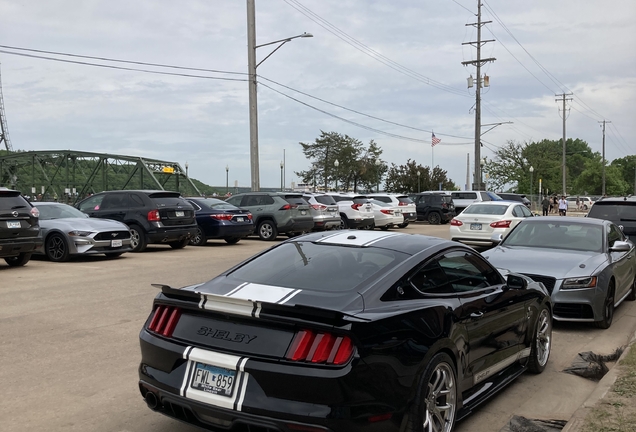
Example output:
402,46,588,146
147,305,181,337
147,209,161,221
450,219,463,226
311,204,327,211
211,213,233,220
380,209,393,215
247,213,253,220
490,220,512,228
30,206,40,218
351,203,362,210
286,330,354,365
280,204,298,210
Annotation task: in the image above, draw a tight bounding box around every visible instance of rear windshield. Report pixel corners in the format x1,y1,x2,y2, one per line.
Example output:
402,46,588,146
353,197,370,204
314,195,337,205
463,204,509,215
440,196,453,204
285,197,308,206
485,192,502,201
194,198,239,210
150,196,192,208
227,242,409,292
398,197,414,204
0,194,29,210
588,202,636,221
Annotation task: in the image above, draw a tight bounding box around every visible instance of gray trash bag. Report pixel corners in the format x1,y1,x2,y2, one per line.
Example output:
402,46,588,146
499,415,567,432
563,348,624,381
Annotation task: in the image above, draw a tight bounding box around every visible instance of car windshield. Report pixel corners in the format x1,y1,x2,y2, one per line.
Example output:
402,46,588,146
38,204,88,220
502,221,603,252
227,242,409,292
588,202,636,221
196,198,240,210
463,204,509,215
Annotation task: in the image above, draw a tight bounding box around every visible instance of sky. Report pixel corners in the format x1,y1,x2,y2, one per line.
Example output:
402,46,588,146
0,0,634,191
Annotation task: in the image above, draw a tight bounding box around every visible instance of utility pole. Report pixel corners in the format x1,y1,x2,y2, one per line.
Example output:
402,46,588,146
247,0,259,191
599,120,610,196
466,153,470,190
555,93,573,195
462,1,496,191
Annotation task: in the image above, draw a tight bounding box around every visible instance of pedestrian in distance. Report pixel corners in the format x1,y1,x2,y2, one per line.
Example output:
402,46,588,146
552,195,559,213
576,196,580,210
541,196,551,216
558,195,568,216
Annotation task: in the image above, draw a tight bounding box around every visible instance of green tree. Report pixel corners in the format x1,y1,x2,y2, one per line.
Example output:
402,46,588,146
384,159,455,193
573,159,629,195
611,155,636,193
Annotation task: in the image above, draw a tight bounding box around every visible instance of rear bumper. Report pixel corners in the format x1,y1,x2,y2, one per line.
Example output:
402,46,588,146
202,223,254,239
277,219,315,234
346,217,374,229
400,212,417,223
147,226,197,244
0,236,43,257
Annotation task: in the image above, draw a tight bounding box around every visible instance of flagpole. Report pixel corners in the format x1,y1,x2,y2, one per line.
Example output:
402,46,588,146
432,145,434,169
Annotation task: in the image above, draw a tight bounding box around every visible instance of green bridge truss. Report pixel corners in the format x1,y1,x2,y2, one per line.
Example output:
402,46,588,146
0,150,201,203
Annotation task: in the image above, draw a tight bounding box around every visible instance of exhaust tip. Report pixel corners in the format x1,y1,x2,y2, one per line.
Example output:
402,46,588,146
145,392,159,410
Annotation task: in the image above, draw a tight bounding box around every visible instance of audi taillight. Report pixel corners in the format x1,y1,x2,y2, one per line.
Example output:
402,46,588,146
450,219,463,226
380,209,393,215
147,209,161,221
286,330,354,365
211,213,233,220
311,204,327,211
351,203,362,210
147,305,181,337
490,220,512,228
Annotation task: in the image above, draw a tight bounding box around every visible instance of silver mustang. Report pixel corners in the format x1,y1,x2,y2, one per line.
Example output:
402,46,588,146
483,216,635,329
35,202,132,262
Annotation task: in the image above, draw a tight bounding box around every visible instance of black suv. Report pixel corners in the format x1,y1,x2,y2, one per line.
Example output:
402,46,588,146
497,193,531,208
0,188,43,266
587,196,636,236
76,190,196,252
409,192,456,224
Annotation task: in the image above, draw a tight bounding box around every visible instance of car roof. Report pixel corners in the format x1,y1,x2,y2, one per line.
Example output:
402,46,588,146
595,196,636,203
467,201,517,205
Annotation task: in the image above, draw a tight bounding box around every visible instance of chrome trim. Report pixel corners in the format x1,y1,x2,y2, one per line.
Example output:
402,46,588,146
473,347,531,385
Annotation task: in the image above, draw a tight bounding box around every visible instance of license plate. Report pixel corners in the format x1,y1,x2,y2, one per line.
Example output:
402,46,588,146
236,217,244,222
470,223,482,230
7,221,21,229
111,239,122,247
300,210,307,215
175,211,185,217
190,362,236,397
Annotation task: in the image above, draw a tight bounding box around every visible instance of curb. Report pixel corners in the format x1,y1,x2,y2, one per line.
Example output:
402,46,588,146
561,335,636,432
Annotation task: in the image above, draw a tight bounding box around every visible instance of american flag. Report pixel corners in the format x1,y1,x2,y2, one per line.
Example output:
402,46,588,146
431,132,441,147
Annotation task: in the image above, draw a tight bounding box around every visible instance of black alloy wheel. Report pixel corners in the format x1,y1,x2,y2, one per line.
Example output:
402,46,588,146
169,238,190,249
258,220,278,241
224,237,241,245
528,306,552,373
46,233,70,262
128,224,148,252
407,352,457,432
4,253,32,267
427,212,442,225
190,227,207,246
339,216,349,230
595,282,615,329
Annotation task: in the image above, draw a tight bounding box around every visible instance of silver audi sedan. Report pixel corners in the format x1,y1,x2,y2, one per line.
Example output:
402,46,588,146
35,202,132,262
483,216,635,329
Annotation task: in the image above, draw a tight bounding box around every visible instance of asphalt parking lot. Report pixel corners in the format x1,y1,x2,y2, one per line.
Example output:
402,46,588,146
2,222,635,432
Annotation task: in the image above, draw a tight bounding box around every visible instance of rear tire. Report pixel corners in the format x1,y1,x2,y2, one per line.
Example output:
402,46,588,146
169,238,189,249
189,227,207,246
406,352,457,432
128,224,147,252
595,282,615,329
258,220,278,241
224,237,241,245
339,215,349,230
398,222,409,228
46,233,70,262
427,212,442,225
4,252,32,267
627,277,636,301
527,306,552,373
380,225,390,231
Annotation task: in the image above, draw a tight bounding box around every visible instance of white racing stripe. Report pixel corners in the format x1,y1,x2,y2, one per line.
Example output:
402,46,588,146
315,230,400,246
196,283,302,317
181,346,250,411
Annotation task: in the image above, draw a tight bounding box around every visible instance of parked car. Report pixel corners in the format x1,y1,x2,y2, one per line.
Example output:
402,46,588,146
450,190,502,214
497,193,532,209
0,187,42,266
367,193,417,228
35,202,132,261
587,196,636,236
409,192,456,224
368,199,404,230
326,193,375,229
484,216,636,328
567,196,594,211
301,193,341,231
76,190,196,252
225,192,314,240
184,197,253,246
139,230,552,432
450,201,534,247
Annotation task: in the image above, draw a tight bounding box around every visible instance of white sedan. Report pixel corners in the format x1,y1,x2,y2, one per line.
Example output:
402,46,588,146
368,199,404,230
450,201,534,246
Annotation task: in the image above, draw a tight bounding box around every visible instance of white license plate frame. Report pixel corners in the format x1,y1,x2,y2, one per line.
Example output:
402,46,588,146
7,221,21,229
190,362,236,397
111,239,123,247
470,223,482,230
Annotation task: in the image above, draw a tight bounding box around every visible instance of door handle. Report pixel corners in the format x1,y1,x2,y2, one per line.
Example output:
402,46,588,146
470,311,484,318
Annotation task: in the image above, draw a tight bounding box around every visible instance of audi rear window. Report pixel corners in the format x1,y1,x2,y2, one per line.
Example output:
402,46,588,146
227,242,410,292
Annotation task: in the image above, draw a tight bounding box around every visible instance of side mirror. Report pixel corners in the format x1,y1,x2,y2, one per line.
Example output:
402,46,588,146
610,240,631,253
506,274,528,290
491,233,503,245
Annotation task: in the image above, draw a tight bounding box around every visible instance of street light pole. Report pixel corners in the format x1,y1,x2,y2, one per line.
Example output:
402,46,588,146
375,159,381,192
334,159,339,191
529,165,534,211
280,161,284,191
225,165,229,195
185,161,189,196
247,0,312,191
417,171,421,193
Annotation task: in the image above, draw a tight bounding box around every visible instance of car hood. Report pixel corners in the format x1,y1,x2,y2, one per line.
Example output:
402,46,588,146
483,246,606,279
40,217,129,231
